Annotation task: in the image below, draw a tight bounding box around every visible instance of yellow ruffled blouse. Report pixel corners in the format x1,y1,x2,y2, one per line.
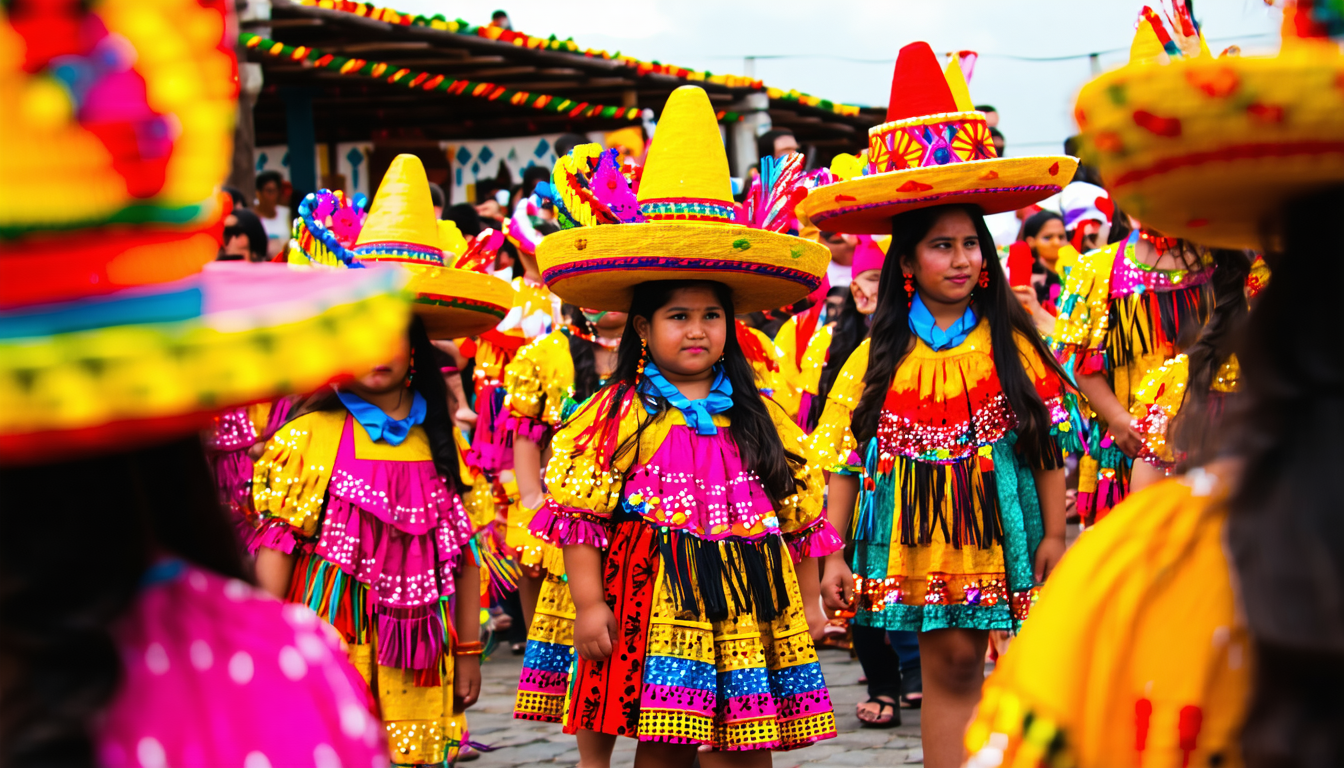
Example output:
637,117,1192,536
1130,353,1241,469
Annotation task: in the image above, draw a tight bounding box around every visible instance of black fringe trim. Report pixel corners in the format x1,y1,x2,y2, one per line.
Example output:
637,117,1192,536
896,453,1003,550
656,528,790,622
1104,282,1211,369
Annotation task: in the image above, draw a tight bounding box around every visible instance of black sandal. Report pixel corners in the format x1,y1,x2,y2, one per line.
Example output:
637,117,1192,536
857,697,900,728
900,666,923,709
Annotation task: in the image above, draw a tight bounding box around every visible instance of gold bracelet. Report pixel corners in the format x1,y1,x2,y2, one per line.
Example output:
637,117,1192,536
454,641,485,657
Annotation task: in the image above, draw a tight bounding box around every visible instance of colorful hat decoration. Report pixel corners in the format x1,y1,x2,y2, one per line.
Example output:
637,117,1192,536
289,154,513,340
851,236,889,276
1073,0,1344,249
537,86,830,313
800,42,1078,235
0,0,413,465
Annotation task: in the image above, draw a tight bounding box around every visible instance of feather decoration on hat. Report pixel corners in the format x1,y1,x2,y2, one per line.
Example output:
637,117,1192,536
588,149,644,224
450,228,505,273
742,151,808,233
289,189,369,267
552,144,622,229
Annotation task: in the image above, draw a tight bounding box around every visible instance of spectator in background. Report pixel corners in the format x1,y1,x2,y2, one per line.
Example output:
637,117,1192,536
429,182,446,219
553,132,587,160
820,230,856,289
757,128,799,161
989,126,1005,157
221,185,247,210
218,209,269,262
475,185,507,223
490,9,511,29
445,203,484,237
253,170,291,258
976,104,999,128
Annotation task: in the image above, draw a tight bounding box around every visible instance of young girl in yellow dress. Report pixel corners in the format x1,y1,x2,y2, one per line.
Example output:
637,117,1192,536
525,86,841,767
253,155,513,766
800,42,1078,768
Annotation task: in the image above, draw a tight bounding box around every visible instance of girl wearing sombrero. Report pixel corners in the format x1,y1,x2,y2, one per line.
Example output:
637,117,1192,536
967,2,1344,764
801,41,1079,768
0,0,412,764
527,85,842,764
254,154,514,766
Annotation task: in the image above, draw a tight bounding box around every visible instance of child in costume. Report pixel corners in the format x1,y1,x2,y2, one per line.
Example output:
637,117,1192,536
800,42,1078,768
966,5,1344,764
255,155,514,766
0,2,409,764
525,86,841,765
1128,250,1262,492
1050,12,1216,526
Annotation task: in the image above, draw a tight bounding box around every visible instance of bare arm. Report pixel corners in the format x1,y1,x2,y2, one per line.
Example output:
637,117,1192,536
1075,370,1142,456
453,560,482,709
820,473,859,612
513,436,546,511
255,547,296,598
794,556,827,640
564,543,616,661
1031,466,1067,582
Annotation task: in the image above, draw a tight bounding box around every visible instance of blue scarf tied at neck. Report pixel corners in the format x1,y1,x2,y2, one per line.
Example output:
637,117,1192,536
639,361,734,435
908,292,978,351
337,389,427,446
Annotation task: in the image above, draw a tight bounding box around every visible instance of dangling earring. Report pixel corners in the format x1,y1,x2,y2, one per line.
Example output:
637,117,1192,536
406,347,416,388
978,269,990,289
636,337,648,376
903,273,915,306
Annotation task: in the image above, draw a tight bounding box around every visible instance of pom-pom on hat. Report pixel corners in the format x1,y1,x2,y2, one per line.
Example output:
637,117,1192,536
289,154,514,340
537,86,830,313
0,0,413,465
1073,0,1344,249
800,42,1078,235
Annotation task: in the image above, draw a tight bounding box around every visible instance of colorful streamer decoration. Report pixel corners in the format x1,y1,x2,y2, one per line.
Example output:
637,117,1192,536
295,0,865,119
242,33,642,121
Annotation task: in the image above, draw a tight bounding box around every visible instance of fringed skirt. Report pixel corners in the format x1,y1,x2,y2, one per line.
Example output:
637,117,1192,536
564,519,837,751
287,551,468,766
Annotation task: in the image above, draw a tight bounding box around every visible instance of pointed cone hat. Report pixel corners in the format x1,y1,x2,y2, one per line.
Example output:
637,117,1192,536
800,42,1077,235
1073,2,1344,250
292,154,512,339
537,86,830,312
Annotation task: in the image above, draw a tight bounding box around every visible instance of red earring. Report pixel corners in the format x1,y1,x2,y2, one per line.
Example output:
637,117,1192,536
978,269,990,289
636,337,648,376
903,274,915,305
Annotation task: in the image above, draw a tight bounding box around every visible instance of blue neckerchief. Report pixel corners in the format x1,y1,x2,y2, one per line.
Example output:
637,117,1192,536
908,292,978,351
337,389,426,446
639,361,733,435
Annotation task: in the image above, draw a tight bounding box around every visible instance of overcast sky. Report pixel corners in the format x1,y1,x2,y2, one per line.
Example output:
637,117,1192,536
396,0,1285,154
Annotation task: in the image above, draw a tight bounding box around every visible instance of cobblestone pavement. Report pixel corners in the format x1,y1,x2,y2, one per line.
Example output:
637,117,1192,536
464,647,923,768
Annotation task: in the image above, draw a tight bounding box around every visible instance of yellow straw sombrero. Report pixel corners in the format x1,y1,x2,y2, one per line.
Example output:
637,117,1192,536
537,86,830,313
801,42,1078,235
0,0,412,465
1074,2,1344,250
290,154,513,340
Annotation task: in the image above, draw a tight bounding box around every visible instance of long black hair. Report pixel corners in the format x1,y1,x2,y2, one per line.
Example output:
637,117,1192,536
561,304,604,404
851,204,1068,468
807,290,868,432
0,437,248,768
601,280,804,505
300,316,467,493
1227,186,1344,766
1166,248,1252,468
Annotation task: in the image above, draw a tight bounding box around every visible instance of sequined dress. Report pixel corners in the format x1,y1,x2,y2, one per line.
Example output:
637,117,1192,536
251,408,481,765
1129,354,1241,472
810,322,1074,632
521,382,842,750
1052,233,1212,524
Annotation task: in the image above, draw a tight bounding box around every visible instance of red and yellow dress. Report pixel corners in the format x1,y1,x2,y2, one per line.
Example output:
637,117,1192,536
966,473,1250,768
522,375,842,750
810,321,1075,631
773,306,828,421
1129,354,1241,472
736,320,787,399
251,403,481,765
1052,232,1213,524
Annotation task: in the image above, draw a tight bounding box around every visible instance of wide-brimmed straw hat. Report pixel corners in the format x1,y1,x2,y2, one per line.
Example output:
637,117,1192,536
289,154,514,340
0,0,412,464
536,86,830,313
801,42,1078,235
1073,1,1344,249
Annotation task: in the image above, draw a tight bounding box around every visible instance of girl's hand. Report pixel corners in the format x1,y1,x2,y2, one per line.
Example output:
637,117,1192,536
1106,416,1144,458
454,654,481,710
520,492,546,514
573,602,617,661
820,556,856,613
1033,536,1067,582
